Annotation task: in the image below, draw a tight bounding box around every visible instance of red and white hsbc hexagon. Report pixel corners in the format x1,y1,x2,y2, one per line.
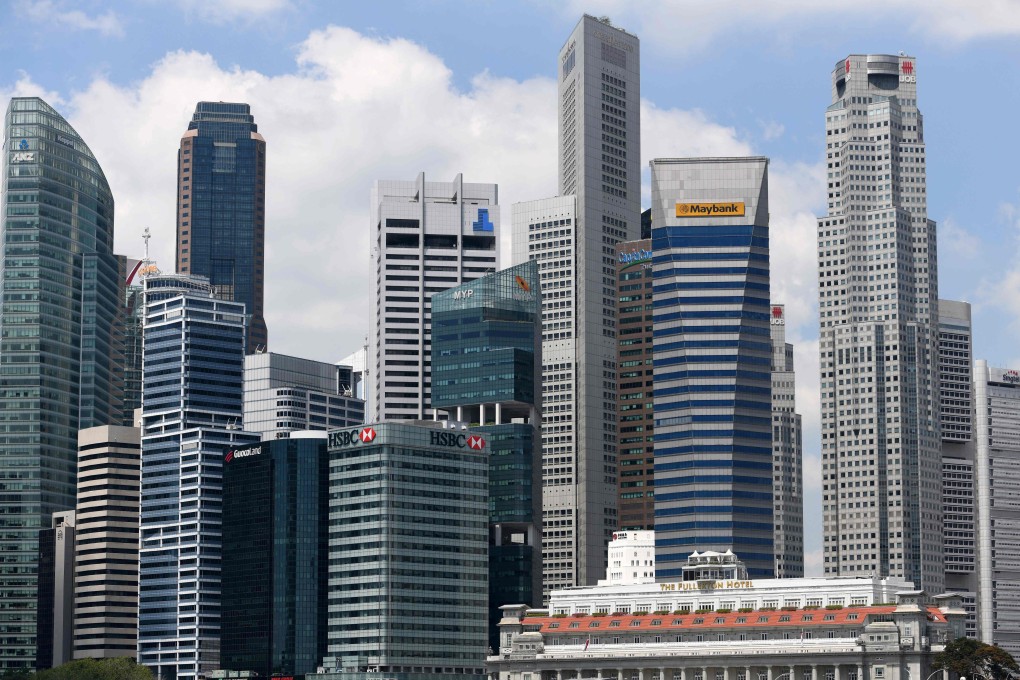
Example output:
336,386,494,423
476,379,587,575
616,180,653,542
467,435,486,450
359,427,376,443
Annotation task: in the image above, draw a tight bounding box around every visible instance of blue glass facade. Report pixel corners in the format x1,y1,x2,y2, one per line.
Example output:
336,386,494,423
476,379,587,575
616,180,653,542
0,98,122,671
221,434,329,678
137,275,259,680
431,261,542,651
176,102,267,352
650,158,775,579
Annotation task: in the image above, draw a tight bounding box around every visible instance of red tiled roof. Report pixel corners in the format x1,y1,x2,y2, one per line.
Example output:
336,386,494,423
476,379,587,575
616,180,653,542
525,606,946,633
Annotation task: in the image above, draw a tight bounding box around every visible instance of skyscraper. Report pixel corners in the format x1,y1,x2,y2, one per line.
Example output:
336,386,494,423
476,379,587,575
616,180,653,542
221,432,329,678
0,97,122,671
431,261,543,650
650,156,774,579
510,13,641,597
769,304,804,578
938,300,977,637
137,274,259,680
615,239,654,531
74,424,141,661
369,172,498,422
176,102,268,351
321,422,488,679
973,361,1020,654
817,54,943,593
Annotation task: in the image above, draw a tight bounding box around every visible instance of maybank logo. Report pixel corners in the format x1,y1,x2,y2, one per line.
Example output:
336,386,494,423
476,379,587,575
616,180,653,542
676,202,745,218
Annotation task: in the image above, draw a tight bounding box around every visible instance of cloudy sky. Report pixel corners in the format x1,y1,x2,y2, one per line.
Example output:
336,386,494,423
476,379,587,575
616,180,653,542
4,0,1020,575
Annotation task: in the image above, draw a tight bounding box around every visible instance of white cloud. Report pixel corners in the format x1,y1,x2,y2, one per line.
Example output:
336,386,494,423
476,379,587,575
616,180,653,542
174,0,292,23
564,0,1020,53
804,548,823,577
51,27,557,362
939,217,981,261
16,0,125,37
759,120,785,142
0,72,64,105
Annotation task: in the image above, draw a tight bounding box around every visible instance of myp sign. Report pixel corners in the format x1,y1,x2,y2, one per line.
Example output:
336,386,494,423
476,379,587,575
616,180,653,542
472,208,494,232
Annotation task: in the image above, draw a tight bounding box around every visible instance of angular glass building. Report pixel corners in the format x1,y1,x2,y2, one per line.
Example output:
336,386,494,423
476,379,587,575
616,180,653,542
221,432,329,678
0,97,122,671
650,157,774,579
176,102,268,352
137,274,259,680
431,261,542,650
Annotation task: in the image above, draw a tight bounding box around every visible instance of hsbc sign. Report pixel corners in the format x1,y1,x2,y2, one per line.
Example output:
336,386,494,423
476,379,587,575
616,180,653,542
328,425,486,451
329,427,377,448
429,431,486,450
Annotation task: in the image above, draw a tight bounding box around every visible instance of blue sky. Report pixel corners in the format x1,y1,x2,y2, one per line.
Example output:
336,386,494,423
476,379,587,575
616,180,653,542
4,0,1020,576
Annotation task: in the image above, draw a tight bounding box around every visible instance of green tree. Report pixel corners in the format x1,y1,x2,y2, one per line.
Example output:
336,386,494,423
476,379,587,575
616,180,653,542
31,657,153,680
933,637,1019,680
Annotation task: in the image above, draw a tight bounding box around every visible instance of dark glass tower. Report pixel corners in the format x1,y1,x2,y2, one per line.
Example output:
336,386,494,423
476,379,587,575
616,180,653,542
431,261,542,651
176,101,267,352
0,97,122,671
221,433,329,678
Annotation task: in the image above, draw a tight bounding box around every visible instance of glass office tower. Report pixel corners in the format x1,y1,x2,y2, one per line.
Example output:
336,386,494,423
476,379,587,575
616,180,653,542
650,157,774,579
221,432,329,678
0,97,122,671
431,261,542,650
176,102,268,352
137,274,259,680
322,422,488,679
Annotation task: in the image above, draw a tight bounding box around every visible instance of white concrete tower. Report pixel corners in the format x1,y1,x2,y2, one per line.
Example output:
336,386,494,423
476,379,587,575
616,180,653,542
817,54,943,593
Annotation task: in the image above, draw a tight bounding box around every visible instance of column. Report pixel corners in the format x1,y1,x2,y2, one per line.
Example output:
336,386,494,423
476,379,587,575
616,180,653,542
857,666,863,680
617,670,624,680
834,666,841,680
768,669,773,680
746,666,753,680
557,672,563,680
811,665,818,680
791,667,796,680
480,403,486,425
495,402,502,424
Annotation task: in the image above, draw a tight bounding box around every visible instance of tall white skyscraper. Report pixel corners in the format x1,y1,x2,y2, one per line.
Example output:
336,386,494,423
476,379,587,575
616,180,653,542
369,172,498,422
770,304,804,578
973,360,1020,654
817,54,943,593
512,14,640,597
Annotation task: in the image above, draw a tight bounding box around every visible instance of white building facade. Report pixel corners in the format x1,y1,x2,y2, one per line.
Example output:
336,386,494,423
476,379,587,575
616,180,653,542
511,14,642,598
817,54,943,593
770,305,804,578
602,531,655,586
369,172,499,422
490,554,965,680
973,361,1020,653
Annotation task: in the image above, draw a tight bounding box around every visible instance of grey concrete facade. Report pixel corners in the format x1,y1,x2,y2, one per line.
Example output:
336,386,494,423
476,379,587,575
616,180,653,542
973,361,1020,653
770,305,804,578
74,424,141,660
369,173,499,422
243,352,365,439
513,13,642,598
937,300,977,638
817,54,943,593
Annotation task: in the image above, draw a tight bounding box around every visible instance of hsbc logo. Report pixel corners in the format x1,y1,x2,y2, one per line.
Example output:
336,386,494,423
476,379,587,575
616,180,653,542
429,431,486,450
329,426,378,448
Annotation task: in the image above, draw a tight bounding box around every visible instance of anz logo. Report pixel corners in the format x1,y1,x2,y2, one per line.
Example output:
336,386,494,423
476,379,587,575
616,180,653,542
472,208,494,232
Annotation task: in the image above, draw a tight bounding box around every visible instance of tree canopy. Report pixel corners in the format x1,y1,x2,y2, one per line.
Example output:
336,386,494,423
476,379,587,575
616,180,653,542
934,637,1019,680
30,658,153,680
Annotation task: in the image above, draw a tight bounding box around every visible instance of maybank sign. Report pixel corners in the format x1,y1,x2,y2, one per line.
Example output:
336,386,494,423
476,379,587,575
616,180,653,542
676,202,745,218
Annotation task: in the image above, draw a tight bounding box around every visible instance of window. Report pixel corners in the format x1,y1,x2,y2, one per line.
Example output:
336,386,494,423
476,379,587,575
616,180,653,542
761,632,768,640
